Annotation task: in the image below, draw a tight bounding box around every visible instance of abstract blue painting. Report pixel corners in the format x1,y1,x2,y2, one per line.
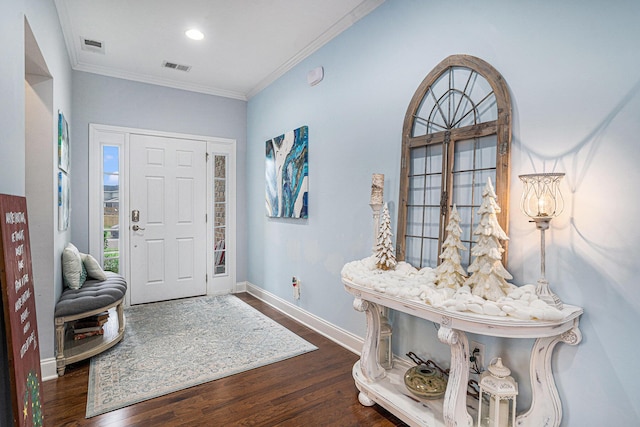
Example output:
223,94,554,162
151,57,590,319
265,126,308,218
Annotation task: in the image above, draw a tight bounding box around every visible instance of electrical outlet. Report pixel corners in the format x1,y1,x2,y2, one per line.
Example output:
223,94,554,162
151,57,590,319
470,340,485,371
292,276,300,300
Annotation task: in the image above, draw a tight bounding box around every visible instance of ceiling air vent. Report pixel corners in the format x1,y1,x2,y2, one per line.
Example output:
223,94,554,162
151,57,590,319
80,37,105,54
162,61,192,72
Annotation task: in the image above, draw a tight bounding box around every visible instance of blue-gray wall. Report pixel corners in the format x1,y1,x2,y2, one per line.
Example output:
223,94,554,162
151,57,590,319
2,0,640,424
70,71,248,282
246,0,640,425
0,0,73,421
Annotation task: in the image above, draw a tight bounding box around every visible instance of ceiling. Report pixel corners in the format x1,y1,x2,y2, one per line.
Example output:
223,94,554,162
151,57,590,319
54,0,384,101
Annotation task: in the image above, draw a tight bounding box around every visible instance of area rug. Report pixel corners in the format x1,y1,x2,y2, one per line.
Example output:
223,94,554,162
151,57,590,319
86,295,317,417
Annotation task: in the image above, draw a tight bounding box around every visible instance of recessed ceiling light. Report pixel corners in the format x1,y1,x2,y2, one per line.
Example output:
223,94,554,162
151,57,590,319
185,29,204,41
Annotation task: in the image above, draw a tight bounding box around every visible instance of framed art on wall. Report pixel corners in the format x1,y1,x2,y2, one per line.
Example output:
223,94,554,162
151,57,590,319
265,126,308,218
58,110,69,173
58,171,69,231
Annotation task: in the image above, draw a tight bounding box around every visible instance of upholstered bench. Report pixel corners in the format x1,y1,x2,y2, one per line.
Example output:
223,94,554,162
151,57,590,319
54,271,127,375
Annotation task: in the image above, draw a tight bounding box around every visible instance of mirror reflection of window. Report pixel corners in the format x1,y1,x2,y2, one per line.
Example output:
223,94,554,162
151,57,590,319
397,55,512,269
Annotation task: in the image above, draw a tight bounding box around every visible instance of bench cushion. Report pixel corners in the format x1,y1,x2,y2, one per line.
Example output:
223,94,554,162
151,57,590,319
55,271,127,318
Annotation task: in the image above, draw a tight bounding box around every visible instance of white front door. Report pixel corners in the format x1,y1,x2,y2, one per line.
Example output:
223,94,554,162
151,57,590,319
129,134,207,304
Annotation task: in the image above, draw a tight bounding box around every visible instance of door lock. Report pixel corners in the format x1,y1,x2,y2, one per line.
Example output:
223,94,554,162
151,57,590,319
131,209,140,222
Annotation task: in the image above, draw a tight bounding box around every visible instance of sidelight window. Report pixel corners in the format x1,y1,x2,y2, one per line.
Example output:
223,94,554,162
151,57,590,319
213,154,227,275
102,145,120,273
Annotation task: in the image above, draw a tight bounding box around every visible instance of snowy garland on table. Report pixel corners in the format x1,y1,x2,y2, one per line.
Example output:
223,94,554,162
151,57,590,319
342,178,564,321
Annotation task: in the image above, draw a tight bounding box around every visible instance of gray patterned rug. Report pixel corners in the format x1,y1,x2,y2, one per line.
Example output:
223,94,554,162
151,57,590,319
86,294,317,417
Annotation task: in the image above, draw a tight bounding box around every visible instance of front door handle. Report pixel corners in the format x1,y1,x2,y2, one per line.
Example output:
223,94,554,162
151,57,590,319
132,224,145,231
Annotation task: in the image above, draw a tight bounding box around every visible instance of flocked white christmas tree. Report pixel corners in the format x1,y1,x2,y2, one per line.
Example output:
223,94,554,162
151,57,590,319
375,203,397,270
434,204,467,290
464,177,513,301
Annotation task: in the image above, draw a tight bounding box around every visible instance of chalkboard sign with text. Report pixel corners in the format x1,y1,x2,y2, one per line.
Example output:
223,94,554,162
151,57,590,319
0,194,44,426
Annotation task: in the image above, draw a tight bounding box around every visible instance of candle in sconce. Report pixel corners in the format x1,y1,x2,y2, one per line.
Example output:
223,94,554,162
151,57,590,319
370,173,384,205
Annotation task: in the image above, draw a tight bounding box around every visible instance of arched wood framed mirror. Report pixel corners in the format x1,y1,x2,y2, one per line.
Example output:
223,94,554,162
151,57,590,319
396,55,512,269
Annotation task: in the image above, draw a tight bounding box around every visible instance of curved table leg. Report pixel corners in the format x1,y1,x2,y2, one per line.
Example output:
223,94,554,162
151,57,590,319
353,297,386,383
358,390,377,406
438,325,472,427
517,321,582,427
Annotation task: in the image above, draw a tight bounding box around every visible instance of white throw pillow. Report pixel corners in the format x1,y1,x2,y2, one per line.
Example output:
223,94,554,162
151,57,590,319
81,253,108,281
62,243,87,289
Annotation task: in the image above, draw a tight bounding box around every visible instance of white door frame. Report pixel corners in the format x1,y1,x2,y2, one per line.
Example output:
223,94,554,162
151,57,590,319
89,123,237,306
206,140,237,295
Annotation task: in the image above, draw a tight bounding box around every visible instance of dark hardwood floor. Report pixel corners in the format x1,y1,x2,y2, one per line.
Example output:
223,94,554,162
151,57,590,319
42,292,406,426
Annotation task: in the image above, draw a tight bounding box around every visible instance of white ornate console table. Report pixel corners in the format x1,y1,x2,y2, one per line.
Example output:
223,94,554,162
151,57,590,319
343,278,583,427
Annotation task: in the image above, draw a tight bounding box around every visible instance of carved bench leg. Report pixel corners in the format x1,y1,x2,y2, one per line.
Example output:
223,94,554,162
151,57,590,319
516,321,582,427
55,317,66,376
116,301,125,335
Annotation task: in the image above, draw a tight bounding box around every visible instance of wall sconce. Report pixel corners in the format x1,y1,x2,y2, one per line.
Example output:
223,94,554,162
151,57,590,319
478,358,518,427
519,172,565,310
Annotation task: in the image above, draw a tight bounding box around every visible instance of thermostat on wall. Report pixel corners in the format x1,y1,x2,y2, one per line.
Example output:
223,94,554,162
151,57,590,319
307,66,324,86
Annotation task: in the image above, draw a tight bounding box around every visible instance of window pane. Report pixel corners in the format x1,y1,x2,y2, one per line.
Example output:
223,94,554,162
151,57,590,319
408,176,424,205
457,205,474,241
452,171,474,206
214,155,226,178
214,175,226,228
453,139,475,172
476,95,497,123
412,116,428,137
426,144,443,174
406,237,439,269
405,236,423,267
103,145,119,273
476,135,497,169
406,206,424,237
423,207,441,239
213,155,227,275
214,244,225,275
474,169,496,205
422,238,439,268
425,174,442,206
457,206,474,269
410,146,426,175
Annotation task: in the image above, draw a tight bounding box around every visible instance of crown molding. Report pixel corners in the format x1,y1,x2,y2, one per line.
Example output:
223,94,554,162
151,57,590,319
246,0,385,99
54,0,385,101
54,0,79,68
73,62,247,100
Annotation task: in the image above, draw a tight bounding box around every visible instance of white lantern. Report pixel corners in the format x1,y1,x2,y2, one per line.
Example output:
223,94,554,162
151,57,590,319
478,358,518,427
379,315,393,370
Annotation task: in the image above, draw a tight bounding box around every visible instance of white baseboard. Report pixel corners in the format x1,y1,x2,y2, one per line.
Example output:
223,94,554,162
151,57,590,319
40,357,58,381
244,282,363,355
234,281,247,293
